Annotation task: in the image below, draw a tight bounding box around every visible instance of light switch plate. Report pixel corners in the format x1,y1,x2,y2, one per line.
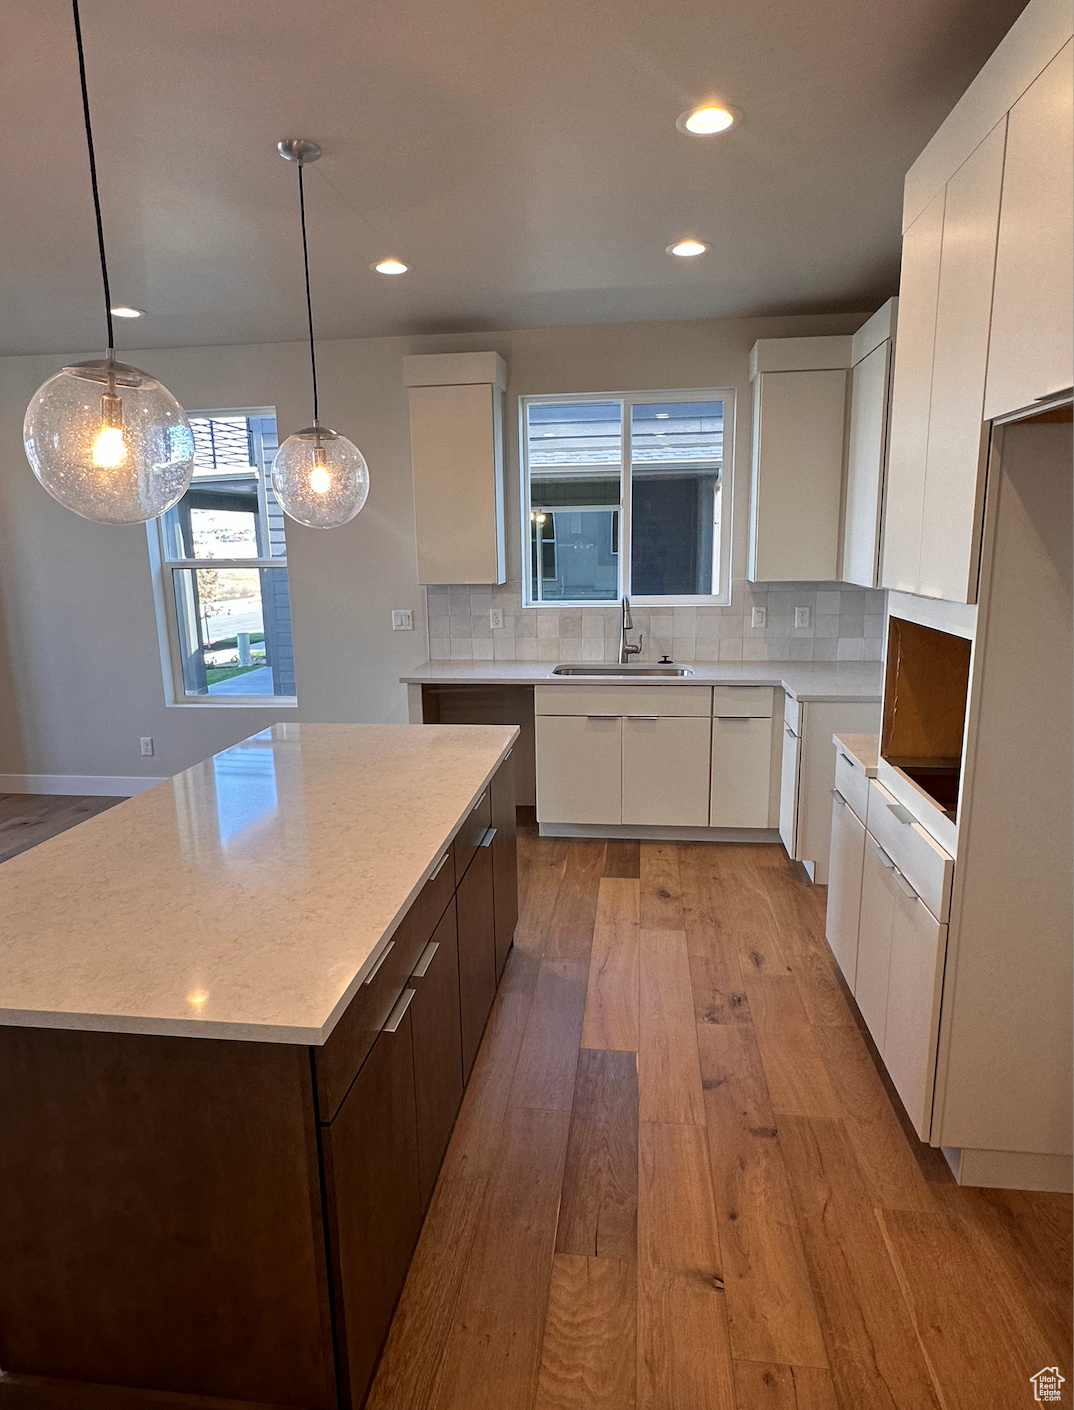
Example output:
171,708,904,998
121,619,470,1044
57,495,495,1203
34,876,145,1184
391,609,414,631
751,606,766,628
794,606,811,629
489,608,504,630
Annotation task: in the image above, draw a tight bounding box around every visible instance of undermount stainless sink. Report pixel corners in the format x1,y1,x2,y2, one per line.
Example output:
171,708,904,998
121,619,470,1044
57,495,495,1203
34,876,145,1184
552,664,694,677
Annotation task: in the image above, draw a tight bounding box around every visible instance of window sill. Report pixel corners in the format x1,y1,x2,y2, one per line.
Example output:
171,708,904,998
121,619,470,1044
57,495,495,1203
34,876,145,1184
165,697,299,710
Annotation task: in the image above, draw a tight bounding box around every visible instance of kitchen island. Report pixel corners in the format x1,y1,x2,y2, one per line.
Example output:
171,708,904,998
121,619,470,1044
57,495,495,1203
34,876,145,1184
0,723,519,1409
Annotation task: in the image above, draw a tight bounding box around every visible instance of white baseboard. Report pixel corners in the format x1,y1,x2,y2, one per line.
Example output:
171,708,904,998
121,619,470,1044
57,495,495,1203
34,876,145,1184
538,822,783,843
0,774,167,798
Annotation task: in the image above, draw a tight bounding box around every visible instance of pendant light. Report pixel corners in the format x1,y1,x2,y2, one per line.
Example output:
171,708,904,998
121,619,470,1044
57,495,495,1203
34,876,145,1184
22,0,194,525
272,139,369,529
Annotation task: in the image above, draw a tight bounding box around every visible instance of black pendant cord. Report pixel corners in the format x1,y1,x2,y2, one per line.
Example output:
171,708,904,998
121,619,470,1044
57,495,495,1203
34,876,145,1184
297,162,320,426
71,0,115,358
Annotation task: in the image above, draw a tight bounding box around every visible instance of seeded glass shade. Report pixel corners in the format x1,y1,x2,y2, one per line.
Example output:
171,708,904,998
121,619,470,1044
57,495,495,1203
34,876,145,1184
272,425,369,528
24,359,195,524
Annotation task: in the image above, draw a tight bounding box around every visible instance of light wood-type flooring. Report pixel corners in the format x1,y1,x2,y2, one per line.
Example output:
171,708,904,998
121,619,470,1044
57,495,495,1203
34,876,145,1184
0,792,120,866
368,820,1071,1410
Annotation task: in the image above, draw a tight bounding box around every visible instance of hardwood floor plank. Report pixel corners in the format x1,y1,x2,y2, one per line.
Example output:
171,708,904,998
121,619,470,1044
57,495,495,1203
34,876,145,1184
638,929,705,1127
508,959,588,1113
696,1024,828,1370
515,834,569,961
533,1255,636,1410
604,840,641,879
581,879,640,1053
777,1115,944,1410
753,855,855,1030
813,1022,944,1212
444,983,534,1180
679,846,751,1025
545,841,607,961
688,952,751,1027
556,1049,638,1260
708,846,794,980
432,1107,570,1410
0,794,121,866
731,1361,839,1410
639,844,684,930
741,975,841,1119
637,1122,735,1410
878,1206,1065,1410
366,1173,488,1410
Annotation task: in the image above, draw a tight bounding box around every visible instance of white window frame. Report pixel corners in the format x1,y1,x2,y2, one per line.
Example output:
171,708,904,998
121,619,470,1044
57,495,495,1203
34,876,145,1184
147,406,298,709
520,388,734,608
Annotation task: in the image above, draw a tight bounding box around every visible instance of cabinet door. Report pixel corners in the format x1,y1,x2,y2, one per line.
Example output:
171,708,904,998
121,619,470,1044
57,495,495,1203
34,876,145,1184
322,1003,421,1410
710,716,771,828
778,721,800,856
622,716,711,826
918,120,1006,604
985,40,1074,420
882,188,945,594
825,792,866,988
883,878,947,1139
854,838,898,1049
749,370,848,582
842,340,892,588
455,842,497,1081
410,900,465,1214
490,753,519,981
535,714,621,824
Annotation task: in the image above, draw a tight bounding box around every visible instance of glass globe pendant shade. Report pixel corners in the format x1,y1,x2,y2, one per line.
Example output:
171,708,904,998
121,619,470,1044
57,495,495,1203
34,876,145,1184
271,425,369,528
23,359,195,524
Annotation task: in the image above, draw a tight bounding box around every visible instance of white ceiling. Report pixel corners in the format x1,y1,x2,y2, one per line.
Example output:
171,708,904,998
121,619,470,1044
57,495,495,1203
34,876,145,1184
1,0,1028,357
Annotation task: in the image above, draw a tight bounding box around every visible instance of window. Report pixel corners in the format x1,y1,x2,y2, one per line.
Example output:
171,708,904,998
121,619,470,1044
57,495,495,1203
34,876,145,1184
149,412,297,704
521,391,731,606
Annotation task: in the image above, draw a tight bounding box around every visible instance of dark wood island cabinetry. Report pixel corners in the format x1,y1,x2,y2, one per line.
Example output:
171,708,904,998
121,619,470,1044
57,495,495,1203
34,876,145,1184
0,726,518,1410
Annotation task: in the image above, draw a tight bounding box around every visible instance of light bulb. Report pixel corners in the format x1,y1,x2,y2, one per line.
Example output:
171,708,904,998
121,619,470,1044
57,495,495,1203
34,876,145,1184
678,105,735,135
667,239,708,258
24,359,194,524
272,425,369,528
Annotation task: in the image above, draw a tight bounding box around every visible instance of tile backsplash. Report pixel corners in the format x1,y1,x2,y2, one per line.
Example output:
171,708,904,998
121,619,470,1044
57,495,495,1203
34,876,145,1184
425,581,885,663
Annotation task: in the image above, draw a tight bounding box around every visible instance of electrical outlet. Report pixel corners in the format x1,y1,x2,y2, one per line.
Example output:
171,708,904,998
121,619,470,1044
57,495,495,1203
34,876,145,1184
751,606,766,629
391,609,414,631
794,606,811,629
140,737,154,757
489,608,504,630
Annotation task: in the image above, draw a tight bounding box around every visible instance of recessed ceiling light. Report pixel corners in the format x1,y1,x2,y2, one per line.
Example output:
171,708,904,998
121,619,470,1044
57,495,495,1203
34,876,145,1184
373,258,408,275
667,239,708,258
110,305,145,318
676,105,737,136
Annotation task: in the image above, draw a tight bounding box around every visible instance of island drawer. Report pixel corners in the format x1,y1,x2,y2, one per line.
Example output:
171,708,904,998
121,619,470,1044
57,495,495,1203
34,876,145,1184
315,862,451,1122
834,743,870,823
453,786,492,883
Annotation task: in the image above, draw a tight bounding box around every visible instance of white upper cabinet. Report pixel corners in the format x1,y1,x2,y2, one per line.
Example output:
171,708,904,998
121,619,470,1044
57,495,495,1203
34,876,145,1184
405,352,507,585
748,337,851,583
841,299,897,588
984,39,1074,420
918,120,1007,602
881,190,944,596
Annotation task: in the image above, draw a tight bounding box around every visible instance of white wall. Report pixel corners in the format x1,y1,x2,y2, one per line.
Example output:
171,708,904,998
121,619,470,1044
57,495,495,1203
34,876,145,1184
0,310,868,783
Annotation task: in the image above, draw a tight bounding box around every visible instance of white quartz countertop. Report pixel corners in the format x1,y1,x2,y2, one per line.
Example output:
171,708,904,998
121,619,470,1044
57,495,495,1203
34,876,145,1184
402,659,883,703
0,723,518,1046
834,732,881,774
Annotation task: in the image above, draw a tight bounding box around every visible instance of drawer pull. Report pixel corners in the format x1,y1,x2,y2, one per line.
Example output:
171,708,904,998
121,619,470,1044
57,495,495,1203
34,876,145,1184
586,714,618,720
412,940,439,979
382,987,416,1034
893,870,919,900
716,714,758,720
785,725,798,739
627,715,660,721
872,842,895,869
887,802,915,825
831,789,846,806
363,939,394,986
479,825,497,848
429,850,451,880
471,791,488,814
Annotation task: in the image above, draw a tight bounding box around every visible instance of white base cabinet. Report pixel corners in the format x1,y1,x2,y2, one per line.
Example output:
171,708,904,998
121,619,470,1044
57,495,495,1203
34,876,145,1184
535,714,621,825
824,792,866,988
623,716,711,827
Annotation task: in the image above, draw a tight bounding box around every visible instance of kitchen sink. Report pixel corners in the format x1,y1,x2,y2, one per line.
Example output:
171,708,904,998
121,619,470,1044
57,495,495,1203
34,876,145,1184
552,664,694,677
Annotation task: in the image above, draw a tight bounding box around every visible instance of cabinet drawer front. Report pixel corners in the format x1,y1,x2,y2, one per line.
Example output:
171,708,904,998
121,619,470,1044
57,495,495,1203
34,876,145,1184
783,691,801,731
453,786,492,883
866,779,953,921
826,795,866,988
410,900,464,1213
315,870,447,1121
834,745,870,823
778,721,801,856
710,716,772,828
713,686,774,718
535,714,622,825
534,684,712,717
856,837,899,1049
884,890,947,1140
622,716,711,826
